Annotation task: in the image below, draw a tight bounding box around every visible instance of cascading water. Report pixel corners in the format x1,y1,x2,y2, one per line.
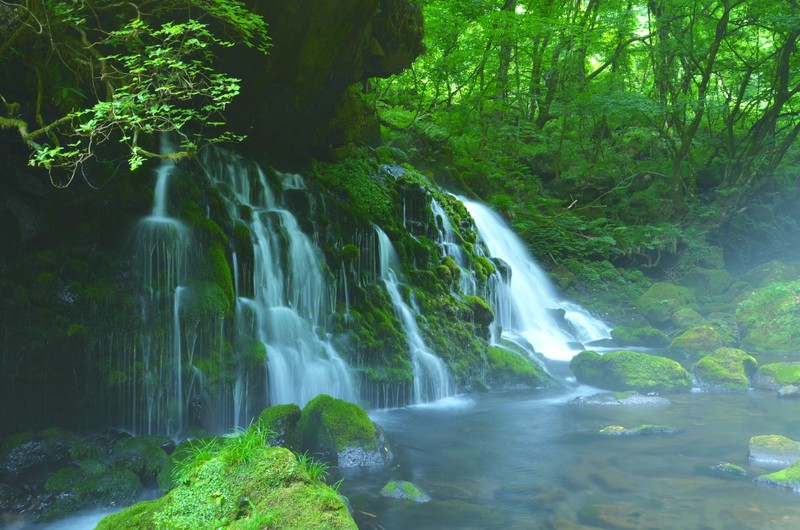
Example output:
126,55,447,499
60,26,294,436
129,149,192,436
461,199,610,361
375,227,453,403
201,149,355,410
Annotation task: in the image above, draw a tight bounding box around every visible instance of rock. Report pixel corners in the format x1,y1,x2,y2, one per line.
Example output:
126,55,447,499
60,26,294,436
679,267,732,301
95,427,357,529
42,465,141,521
598,424,676,436
753,362,800,390
110,436,168,479
749,435,800,466
0,431,74,481
737,280,800,353
610,326,670,348
778,385,800,398
255,403,302,451
669,325,729,357
692,347,758,392
570,391,671,407
741,260,800,288
636,282,697,326
569,350,692,393
379,480,431,502
298,394,392,468
754,460,800,492
486,346,547,389
671,307,703,329
708,462,748,478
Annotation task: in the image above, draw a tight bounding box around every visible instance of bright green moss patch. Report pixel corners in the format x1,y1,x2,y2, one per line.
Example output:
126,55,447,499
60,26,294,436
693,348,758,392
758,363,800,386
570,350,692,392
96,425,356,530
755,461,800,492
737,281,800,353
299,394,377,453
670,325,728,357
379,480,431,502
610,326,670,348
486,346,546,388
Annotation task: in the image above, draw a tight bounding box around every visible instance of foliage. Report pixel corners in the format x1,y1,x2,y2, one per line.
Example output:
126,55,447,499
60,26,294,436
737,280,800,353
0,0,269,185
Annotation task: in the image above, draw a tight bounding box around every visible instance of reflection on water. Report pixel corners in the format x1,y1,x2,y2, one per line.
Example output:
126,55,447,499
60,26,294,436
341,387,800,530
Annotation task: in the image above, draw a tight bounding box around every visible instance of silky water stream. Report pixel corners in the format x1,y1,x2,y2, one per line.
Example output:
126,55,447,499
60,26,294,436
339,367,800,530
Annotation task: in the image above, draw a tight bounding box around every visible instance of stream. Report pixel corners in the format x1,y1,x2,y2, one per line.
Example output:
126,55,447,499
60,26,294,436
340,367,800,530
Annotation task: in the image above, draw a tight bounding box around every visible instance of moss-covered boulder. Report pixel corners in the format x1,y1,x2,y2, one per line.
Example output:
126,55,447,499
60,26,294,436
669,325,728,357
637,282,696,326
671,307,703,329
609,326,670,348
679,268,731,301
255,404,302,452
379,480,431,502
486,346,547,389
749,435,800,466
598,424,676,436
96,427,356,530
111,436,168,479
298,394,391,468
753,362,800,390
570,350,692,393
737,280,800,353
692,348,758,392
741,260,800,288
754,460,800,492
570,391,671,407
43,465,141,521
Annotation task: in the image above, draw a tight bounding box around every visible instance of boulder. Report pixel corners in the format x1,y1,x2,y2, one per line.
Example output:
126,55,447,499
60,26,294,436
609,326,670,348
379,480,431,502
0,430,74,481
598,424,676,436
669,325,728,358
749,435,800,466
298,394,392,468
570,391,671,407
754,460,800,492
570,350,692,393
692,348,758,392
737,280,800,353
679,267,732,301
636,282,696,326
670,307,703,329
753,363,800,390
778,385,800,399
486,346,547,389
255,403,302,451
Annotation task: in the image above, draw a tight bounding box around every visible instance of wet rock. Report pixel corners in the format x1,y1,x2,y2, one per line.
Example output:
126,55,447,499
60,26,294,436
753,362,800,391
379,480,430,502
778,385,800,398
570,350,692,393
692,347,758,392
754,460,800,492
570,391,671,407
598,424,676,436
749,435,800,466
610,326,670,348
0,433,73,481
256,403,302,451
706,462,748,479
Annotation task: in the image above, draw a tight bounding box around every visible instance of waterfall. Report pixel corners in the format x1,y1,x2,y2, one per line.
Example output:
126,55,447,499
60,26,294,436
461,199,610,361
130,152,191,436
430,199,479,296
201,149,355,409
375,227,453,403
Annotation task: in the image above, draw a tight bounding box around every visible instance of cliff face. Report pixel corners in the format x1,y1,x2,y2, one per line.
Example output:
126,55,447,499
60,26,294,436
231,0,424,161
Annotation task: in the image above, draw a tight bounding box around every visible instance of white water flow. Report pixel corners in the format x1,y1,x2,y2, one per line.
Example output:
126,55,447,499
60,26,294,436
130,145,191,435
375,227,453,403
202,150,355,409
461,199,610,361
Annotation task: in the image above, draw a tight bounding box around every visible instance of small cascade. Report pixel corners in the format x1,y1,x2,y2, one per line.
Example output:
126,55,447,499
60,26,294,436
430,199,479,296
201,149,355,409
129,150,192,436
375,227,453,403
461,199,610,361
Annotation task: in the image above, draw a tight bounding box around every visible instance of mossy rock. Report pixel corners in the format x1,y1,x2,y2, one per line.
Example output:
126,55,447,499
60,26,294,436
112,436,168,477
754,460,800,492
737,280,800,353
692,348,758,392
43,466,141,521
637,282,696,325
486,346,547,389
298,395,389,468
669,325,728,357
379,480,431,502
609,326,670,348
255,404,302,451
96,433,356,530
679,267,731,301
671,307,703,329
749,435,800,466
569,350,692,393
599,424,676,436
755,363,800,389
741,260,800,288
465,295,494,330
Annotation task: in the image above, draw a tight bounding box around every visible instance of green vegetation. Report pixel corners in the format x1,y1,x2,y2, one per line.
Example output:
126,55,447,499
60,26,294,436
610,326,670,348
737,281,800,353
298,394,377,454
693,348,758,392
486,346,547,388
570,350,692,392
758,363,800,386
96,423,356,529
379,480,431,502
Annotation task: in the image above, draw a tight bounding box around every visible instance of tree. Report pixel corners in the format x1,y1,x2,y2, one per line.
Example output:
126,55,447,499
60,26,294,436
0,0,269,186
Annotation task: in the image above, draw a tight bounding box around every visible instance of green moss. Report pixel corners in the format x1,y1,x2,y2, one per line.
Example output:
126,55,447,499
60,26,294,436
637,282,697,325
97,425,355,530
750,434,800,453
756,461,800,489
112,436,168,476
202,242,235,312
670,325,728,357
599,425,627,435
671,307,703,329
570,350,692,392
256,404,302,450
486,346,546,388
737,280,800,353
610,326,670,348
312,156,391,222
340,244,360,264
758,363,800,386
693,347,758,391
298,395,377,454
379,480,431,502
